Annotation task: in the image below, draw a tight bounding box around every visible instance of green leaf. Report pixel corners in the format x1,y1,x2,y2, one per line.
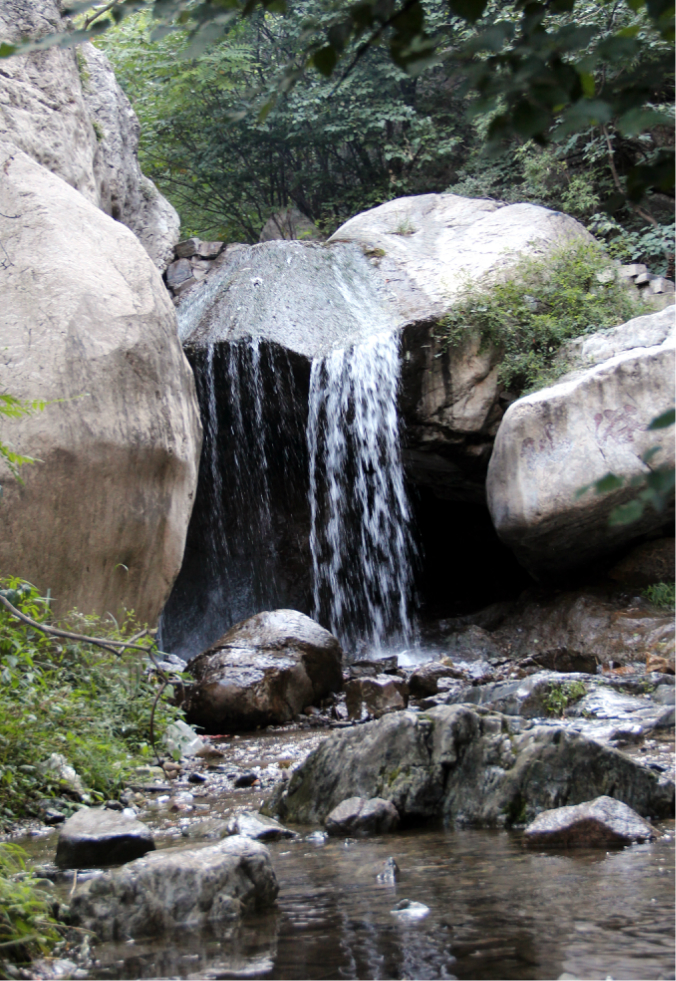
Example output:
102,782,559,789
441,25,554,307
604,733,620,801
594,473,624,495
648,408,675,430
608,499,644,525
313,44,338,76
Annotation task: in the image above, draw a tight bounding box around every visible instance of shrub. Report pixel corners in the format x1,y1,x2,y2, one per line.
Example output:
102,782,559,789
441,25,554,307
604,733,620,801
0,579,185,826
543,680,587,717
0,843,61,978
438,241,647,396
643,582,676,611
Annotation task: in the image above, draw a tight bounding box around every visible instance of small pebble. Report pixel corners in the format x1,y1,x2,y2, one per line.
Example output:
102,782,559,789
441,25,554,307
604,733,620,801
188,772,207,784
234,771,258,788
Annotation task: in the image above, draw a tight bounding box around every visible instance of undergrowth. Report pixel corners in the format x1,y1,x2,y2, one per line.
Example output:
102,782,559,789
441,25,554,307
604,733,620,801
438,241,648,396
543,680,587,717
0,579,185,827
0,843,61,979
642,582,676,611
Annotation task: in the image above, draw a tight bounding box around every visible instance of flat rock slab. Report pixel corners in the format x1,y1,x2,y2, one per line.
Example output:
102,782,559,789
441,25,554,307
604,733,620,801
69,836,278,941
55,807,155,869
524,795,658,847
325,797,400,836
225,810,296,841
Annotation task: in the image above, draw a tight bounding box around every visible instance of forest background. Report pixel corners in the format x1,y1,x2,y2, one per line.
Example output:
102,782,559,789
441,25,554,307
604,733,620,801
87,0,675,273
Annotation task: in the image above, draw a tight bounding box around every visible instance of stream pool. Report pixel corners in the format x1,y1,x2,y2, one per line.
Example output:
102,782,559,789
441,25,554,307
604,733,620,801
22,819,676,981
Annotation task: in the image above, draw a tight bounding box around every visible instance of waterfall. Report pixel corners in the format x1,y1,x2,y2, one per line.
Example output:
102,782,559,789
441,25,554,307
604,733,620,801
307,331,415,650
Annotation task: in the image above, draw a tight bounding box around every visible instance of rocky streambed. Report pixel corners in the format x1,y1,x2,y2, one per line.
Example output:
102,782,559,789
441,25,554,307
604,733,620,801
9,613,675,981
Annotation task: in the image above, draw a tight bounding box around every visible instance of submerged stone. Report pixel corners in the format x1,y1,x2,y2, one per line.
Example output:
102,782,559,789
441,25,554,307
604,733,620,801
225,810,296,841
524,795,658,847
325,797,400,836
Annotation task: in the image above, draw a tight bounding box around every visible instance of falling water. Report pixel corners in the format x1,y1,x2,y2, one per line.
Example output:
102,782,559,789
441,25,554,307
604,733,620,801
307,330,415,650
161,338,309,658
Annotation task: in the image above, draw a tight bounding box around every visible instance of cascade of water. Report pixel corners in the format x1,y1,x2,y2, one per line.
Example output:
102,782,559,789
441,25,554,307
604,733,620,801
307,330,415,651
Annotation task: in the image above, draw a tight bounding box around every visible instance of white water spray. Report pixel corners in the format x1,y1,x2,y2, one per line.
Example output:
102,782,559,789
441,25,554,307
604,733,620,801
307,331,415,650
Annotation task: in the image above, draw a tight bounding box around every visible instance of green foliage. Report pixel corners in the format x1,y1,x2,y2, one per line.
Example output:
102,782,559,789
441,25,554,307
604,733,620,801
438,241,646,395
643,582,676,609
96,6,462,240
543,679,587,716
0,579,184,826
88,0,674,244
0,844,60,976
0,396,46,490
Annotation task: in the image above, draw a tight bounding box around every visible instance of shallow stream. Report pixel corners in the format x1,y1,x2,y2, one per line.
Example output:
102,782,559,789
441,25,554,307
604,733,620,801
18,722,675,981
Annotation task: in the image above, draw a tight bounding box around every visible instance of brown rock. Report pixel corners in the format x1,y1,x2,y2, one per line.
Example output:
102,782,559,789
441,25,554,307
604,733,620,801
524,795,658,848
409,661,465,698
608,537,675,587
174,237,201,258
0,145,201,623
186,610,343,732
345,676,407,720
646,653,675,675
166,258,194,287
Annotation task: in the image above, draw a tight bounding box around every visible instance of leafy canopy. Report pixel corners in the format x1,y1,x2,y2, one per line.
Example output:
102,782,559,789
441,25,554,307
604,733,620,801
1,0,672,206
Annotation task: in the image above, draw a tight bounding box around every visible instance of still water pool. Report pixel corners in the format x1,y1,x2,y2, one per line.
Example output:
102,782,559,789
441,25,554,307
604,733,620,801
75,825,674,981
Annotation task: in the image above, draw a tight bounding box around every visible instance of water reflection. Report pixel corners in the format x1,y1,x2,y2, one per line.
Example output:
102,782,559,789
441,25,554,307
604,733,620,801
84,826,674,981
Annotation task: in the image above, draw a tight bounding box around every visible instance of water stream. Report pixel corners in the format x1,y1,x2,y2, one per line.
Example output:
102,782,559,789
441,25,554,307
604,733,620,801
307,331,415,650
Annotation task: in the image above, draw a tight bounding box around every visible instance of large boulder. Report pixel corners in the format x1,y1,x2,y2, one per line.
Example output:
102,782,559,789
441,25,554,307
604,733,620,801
185,610,343,732
487,307,675,578
175,195,592,505
0,145,201,622
0,1,179,268
331,195,593,502
69,836,278,940
265,705,674,827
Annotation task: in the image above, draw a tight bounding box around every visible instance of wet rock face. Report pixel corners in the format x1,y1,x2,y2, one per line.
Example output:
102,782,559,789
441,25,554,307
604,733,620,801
69,837,278,941
487,307,675,579
524,795,658,847
55,807,155,869
0,145,201,623
185,610,343,732
266,706,674,828
325,797,400,836
485,588,675,668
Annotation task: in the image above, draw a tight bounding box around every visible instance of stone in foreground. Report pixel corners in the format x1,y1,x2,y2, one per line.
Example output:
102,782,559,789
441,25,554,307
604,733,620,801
69,836,278,940
225,810,296,841
325,797,400,836
524,795,658,847
265,706,674,828
55,807,154,869
186,610,343,732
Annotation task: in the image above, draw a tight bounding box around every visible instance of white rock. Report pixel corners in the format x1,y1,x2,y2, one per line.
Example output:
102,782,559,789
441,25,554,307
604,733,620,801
329,194,592,322
486,313,674,578
0,145,201,623
0,1,179,269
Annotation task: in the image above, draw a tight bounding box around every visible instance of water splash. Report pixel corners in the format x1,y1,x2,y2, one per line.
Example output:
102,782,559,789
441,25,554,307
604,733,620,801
307,331,415,650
